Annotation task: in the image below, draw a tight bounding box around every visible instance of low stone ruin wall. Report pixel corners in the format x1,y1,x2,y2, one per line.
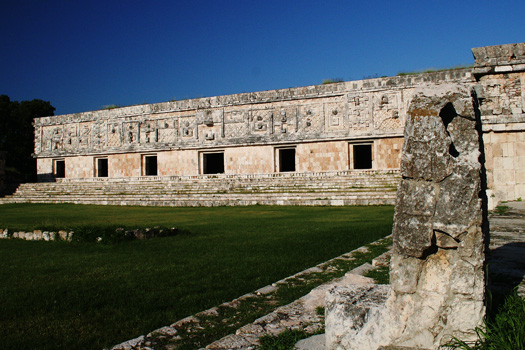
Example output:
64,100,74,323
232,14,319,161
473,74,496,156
0,229,73,241
0,227,179,242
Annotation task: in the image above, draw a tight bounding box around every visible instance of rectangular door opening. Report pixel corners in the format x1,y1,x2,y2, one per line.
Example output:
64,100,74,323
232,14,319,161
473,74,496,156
203,152,224,174
353,144,373,169
144,155,158,176
279,148,296,172
96,158,108,177
54,159,65,178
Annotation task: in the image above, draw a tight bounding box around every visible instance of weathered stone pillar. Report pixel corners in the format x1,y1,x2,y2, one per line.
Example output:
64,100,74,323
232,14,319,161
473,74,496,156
326,84,487,350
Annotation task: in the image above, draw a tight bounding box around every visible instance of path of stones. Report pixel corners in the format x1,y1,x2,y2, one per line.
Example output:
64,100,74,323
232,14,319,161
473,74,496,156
111,202,525,350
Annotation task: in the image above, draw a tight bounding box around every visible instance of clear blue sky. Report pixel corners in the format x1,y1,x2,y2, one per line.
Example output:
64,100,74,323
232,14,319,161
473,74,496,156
1,0,524,116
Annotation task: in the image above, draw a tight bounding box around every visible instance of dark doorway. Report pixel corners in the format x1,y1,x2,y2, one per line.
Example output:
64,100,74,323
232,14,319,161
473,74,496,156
353,144,373,169
144,155,158,176
279,148,296,172
54,160,65,178
203,153,224,174
97,158,108,177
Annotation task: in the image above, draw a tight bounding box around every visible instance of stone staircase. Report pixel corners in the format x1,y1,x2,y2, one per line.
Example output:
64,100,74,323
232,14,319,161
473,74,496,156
0,170,400,207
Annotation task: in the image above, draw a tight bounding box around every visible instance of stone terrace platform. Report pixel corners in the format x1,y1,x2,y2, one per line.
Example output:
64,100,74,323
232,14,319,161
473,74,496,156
0,170,400,207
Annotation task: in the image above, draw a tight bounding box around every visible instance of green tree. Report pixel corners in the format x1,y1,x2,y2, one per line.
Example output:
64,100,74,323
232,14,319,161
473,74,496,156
0,95,55,183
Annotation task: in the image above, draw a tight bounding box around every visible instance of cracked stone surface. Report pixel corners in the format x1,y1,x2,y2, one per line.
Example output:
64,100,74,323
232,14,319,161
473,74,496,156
326,84,487,350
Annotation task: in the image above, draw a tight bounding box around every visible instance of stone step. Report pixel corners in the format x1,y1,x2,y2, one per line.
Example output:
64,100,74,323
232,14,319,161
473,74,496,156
0,195,396,207
8,186,397,195
12,186,397,196
11,181,398,193
1,170,401,206
15,177,398,188
2,193,397,203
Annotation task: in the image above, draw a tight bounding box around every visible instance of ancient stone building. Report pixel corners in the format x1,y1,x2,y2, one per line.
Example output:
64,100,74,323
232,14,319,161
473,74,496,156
1,43,522,208
33,75,410,178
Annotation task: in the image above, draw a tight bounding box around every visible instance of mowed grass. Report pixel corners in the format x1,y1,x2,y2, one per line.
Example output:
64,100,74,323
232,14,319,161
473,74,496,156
0,203,394,350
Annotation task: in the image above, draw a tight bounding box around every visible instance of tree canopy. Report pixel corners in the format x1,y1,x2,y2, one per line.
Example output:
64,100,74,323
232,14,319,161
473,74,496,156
0,95,55,183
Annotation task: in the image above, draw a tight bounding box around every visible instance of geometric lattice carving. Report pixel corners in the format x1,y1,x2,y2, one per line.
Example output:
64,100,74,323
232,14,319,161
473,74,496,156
225,122,248,138
92,121,106,149
224,110,248,138
378,113,402,130
224,110,246,123
107,123,122,147
157,119,178,144
373,91,403,132
298,104,322,133
180,117,195,138
251,109,271,134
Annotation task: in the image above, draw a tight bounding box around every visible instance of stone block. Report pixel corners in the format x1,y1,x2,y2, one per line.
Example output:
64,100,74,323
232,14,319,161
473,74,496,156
295,333,325,350
390,255,422,293
401,114,452,182
433,173,481,238
33,230,42,240
516,142,525,156
503,157,515,170
494,169,514,184
446,297,485,337
417,249,453,295
392,212,433,258
325,284,390,350
517,156,525,169
515,184,525,199
58,231,68,240
395,180,437,217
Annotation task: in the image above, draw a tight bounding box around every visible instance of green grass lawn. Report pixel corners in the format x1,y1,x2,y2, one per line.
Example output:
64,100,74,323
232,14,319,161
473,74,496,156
0,204,394,350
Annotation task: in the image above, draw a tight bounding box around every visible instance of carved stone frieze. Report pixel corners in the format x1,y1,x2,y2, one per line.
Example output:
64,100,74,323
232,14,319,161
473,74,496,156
298,104,322,134
34,69,476,157
324,102,347,132
373,91,403,131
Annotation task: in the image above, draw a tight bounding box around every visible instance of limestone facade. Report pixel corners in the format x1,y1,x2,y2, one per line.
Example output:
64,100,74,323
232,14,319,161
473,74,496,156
33,43,525,207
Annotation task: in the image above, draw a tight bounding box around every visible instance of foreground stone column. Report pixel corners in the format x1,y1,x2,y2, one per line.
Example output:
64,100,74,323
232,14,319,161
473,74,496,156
326,84,487,349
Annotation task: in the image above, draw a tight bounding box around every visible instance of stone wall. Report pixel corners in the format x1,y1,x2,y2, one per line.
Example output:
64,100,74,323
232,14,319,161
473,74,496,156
32,43,525,206
35,137,405,179
35,70,475,160
472,43,525,206
34,70,473,180
476,72,525,205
